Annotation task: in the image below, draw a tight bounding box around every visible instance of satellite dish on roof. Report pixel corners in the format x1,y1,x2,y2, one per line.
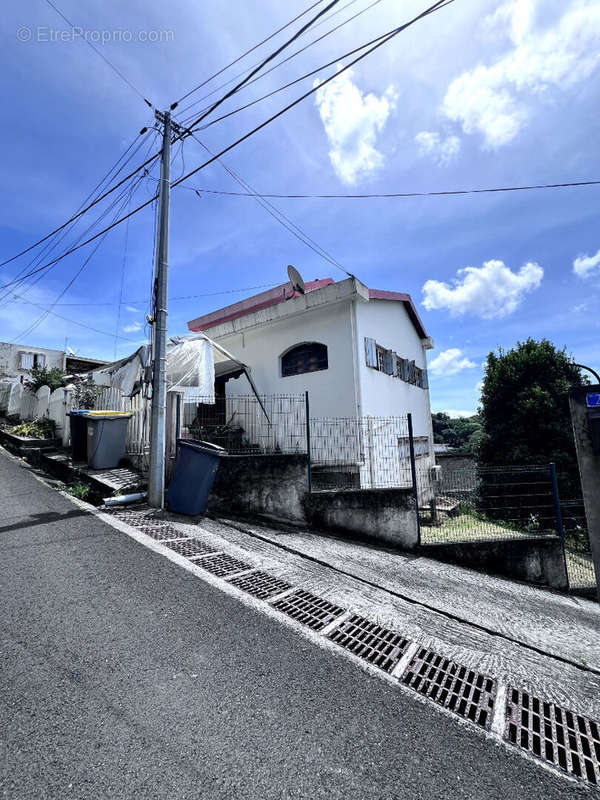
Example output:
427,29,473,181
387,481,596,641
287,264,306,295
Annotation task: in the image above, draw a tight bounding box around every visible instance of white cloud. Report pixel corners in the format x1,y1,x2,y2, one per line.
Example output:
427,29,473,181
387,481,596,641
429,348,477,376
422,259,543,318
442,0,600,147
437,409,478,418
123,321,142,333
415,131,461,165
125,305,140,313
573,248,600,278
313,65,397,185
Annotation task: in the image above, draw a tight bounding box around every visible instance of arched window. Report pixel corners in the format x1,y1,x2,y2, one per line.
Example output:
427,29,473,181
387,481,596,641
281,342,328,377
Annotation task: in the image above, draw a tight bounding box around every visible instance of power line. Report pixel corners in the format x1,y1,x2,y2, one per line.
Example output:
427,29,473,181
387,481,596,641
10,291,141,343
187,179,600,199
44,0,153,107
172,0,329,107
0,176,156,293
0,131,151,299
0,128,158,269
180,0,342,134
1,0,453,287
187,132,351,276
0,144,157,308
10,175,145,342
173,0,454,184
10,284,282,307
176,0,386,123
0,1,339,270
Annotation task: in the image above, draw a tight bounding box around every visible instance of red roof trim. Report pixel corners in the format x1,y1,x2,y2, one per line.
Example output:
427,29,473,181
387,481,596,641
187,279,334,332
368,289,428,339
186,279,428,339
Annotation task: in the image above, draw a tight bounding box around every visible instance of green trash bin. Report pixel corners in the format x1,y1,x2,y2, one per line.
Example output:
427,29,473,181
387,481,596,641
85,411,133,469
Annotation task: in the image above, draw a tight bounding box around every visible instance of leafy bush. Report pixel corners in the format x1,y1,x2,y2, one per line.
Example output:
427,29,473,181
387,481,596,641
24,365,66,393
10,417,56,439
71,376,100,410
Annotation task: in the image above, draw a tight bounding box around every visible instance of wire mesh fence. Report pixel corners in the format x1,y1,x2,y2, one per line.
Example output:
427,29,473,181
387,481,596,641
418,463,562,545
309,415,434,494
180,394,308,455
560,497,596,590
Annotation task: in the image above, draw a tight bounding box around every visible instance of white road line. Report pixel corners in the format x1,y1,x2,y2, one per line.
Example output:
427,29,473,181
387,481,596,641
391,641,420,679
492,683,508,737
320,610,353,637
188,550,225,560
266,587,297,603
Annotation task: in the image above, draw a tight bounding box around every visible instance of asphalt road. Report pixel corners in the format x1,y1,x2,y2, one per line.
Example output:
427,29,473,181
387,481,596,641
0,449,591,799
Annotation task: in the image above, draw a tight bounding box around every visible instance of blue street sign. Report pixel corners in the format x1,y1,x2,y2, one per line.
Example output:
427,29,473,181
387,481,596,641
586,392,600,408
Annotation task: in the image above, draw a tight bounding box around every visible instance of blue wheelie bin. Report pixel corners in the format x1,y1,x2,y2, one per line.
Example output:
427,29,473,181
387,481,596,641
167,439,226,515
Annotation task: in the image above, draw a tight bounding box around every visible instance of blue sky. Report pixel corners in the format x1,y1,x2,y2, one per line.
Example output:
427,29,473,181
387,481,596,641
1,0,599,415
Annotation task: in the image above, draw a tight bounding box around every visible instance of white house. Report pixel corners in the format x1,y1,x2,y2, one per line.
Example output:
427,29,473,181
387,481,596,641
186,276,436,492
0,341,107,381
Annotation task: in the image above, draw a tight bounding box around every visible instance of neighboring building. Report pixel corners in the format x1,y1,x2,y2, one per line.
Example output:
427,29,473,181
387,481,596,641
187,276,436,490
0,341,107,381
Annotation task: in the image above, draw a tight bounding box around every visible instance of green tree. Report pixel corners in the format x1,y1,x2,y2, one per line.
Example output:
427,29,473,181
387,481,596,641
479,338,586,493
24,365,66,393
432,411,482,453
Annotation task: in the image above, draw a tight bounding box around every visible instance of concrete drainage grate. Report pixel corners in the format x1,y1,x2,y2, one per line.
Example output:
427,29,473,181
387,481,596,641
136,524,183,541
194,552,251,578
165,538,217,558
271,589,346,632
506,688,600,785
106,510,182,541
227,570,293,600
402,647,496,730
328,614,410,673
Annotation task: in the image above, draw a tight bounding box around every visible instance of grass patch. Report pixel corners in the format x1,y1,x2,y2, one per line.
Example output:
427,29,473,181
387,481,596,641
420,512,531,544
63,482,91,501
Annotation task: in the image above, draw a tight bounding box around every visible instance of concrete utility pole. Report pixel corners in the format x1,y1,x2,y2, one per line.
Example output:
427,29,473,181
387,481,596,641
569,383,600,601
148,110,172,508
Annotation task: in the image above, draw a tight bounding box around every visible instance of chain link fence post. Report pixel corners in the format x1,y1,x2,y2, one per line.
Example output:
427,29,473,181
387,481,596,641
305,390,312,493
407,413,421,545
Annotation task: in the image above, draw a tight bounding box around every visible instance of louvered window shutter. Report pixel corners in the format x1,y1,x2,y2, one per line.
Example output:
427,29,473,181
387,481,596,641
364,337,377,367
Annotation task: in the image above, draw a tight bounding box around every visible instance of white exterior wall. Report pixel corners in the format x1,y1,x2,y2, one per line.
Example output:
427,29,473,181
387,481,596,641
0,341,65,380
353,299,435,496
216,299,357,418
186,280,435,495
354,299,432,437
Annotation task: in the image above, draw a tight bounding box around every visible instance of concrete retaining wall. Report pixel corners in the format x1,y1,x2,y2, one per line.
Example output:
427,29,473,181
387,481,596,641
421,535,568,589
304,488,419,550
207,453,309,524
206,454,419,550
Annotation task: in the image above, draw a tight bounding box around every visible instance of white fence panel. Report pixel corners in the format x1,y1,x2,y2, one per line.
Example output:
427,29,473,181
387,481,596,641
124,392,151,472
7,383,23,417
0,382,12,414
49,387,72,442
35,386,50,419
95,387,123,411
62,389,75,447
20,389,37,421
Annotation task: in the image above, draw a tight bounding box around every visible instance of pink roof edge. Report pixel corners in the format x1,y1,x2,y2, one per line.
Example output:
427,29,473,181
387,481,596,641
187,278,428,339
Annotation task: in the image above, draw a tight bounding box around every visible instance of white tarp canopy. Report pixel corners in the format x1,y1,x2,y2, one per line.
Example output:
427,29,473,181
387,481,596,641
89,332,250,403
